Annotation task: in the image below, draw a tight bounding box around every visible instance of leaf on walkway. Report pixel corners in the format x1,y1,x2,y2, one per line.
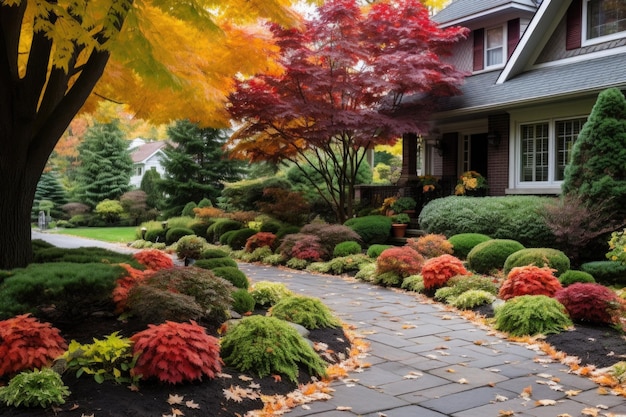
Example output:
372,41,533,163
520,385,532,399
565,389,582,397
336,406,352,411
498,410,515,416
535,399,557,406
458,378,469,384
493,394,508,402
581,407,599,416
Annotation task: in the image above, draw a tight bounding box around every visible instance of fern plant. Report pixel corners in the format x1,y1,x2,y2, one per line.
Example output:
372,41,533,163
421,254,469,290
220,316,327,383
249,281,293,307
494,295,572,336
498,265,562,301
554,282,624,325
270,295,341,329
0,314,67,378
62,332,139,385
0,368,70,408
131,320,222,384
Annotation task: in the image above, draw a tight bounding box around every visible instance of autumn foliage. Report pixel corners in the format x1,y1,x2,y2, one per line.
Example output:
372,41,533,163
245,232,277,253
112,264,151,313
130,320,222,384
0,314,67,378
498,266,563,301
407,234,454,259
133,249,174,271
376,247,424,278
555,283,624,325
421,254,469,290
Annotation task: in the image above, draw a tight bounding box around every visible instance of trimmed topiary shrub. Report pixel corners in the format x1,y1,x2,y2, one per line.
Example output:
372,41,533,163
220,316,327,383
448,233,492,259
175,235,208,260
366,244,393,259
333,241,362,258
421,254,469,290
249,281,293,307
419,196,555,248
260,219,283,234
194,257,238,270
181,202,197,217
232,289,256,315
210,267,249,289
299,223,361,256
559,270,596,286
210,219,243,243
0,368,70,408
270,295,341,329
503,248,570,277
200,248,230,259
494,295,572,336
188,220,211,239
406,234,453,259
498,265,562,301
128,285,205,323
376,246,424,279
555,283,624,325
166,227,195,245
466,239,525,274
219,230,238,246
33,246,139,266
225,228,258,250
245,232,277,253
344,215,393,245
581,261,626,284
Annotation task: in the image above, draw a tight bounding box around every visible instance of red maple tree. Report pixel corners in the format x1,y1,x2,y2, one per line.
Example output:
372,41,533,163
228,0,468,222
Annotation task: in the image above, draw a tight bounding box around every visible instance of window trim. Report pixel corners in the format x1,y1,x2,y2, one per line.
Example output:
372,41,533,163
582,0,626,46
484,24,507,69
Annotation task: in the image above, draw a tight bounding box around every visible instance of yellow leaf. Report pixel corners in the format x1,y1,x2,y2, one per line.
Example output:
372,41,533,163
535,399,557,406
565,389,582,397
167,394,184,405
498,410,515,416
581,407,599,417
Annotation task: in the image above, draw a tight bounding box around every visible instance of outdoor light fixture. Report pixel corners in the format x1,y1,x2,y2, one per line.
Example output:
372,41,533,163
487,131,501,148
434,139,447,157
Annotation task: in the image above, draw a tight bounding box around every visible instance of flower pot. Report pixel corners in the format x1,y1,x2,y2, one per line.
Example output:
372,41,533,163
391,223,408,238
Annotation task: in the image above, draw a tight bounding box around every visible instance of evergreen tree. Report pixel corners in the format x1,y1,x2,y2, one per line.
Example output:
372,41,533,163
562,88,626,216
159,120,246,217
32,172,68,221
75,122,133,208
140,169,163,210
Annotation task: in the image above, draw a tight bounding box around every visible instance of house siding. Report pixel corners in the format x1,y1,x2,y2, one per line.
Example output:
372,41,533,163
487,114,509,196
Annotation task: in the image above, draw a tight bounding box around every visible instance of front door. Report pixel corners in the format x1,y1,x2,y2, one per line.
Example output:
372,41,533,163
461,133,488,178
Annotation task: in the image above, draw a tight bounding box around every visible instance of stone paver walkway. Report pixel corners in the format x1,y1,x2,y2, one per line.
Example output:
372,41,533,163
32,231,626,417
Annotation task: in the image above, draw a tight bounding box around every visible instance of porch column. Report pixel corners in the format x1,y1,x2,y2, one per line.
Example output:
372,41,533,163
397,132,420,187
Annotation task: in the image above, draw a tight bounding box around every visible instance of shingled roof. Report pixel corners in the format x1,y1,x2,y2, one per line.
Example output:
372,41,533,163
433,0,539,26
130,141,167,164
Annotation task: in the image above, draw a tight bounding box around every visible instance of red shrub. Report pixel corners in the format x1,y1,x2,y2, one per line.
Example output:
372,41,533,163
407,234,453,259
245,232,277,253
555,283,624,325
376,246,424,278
0,314,67,378
133,249,174,271
112,263,151,313
498,265,562,301
130,320,222,384
422,254,469,290
291,235,327,262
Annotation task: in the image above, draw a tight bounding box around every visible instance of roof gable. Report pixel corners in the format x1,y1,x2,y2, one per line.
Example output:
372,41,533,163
130,141,167,164
433,0,539,27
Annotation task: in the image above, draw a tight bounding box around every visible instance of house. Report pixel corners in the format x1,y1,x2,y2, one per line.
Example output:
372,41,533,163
128,138,168,188
398,0,626,197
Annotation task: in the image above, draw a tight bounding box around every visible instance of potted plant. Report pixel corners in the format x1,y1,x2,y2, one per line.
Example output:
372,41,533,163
391,213,411,238
390,197,417,214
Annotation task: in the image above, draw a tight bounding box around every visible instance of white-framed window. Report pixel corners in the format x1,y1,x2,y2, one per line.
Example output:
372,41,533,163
518,117,587,186
136,166,143,176
584,0,626,44
485,25,505,67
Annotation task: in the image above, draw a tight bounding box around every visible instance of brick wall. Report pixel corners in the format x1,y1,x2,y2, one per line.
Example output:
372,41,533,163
487,114,510,196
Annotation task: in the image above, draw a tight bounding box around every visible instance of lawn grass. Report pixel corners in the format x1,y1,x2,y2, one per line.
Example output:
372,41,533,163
51,227,138,243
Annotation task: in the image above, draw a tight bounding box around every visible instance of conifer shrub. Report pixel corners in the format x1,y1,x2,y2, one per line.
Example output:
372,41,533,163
175,235,208,260
220,316,327,383
401,275,426,293
260,220,283,234
498,265,562,301
128,285,205,323
503,248,570,277
299,223,361,256
226,228,258,250
581,261,626,284
494,295,572,336
372,271,403,287
0,262,125,319
559,270,596,286
0,314,67,378
344,215,393,245
355,263,377,282
286,257,309,270
421,254,469,290
434,275,498,303
0,368,70,408
209,219,243,242
33,247,139,266
450,290,495,310
447,233,492,259
181,202,197,217
466,239,525,274
323,254,371,275
165,227,195,245
188,220,211,239
376,246,424,278
407,234,453,259
245,232,277,252
133,249,174,271
232,289,256,315
238,246,273,263
270,295,341,329
210,267,249,289
200,248,230,259
144,228,167,244
219,230,238,246
333,241,362,258
366,244,393,258
131,320,222,384
554,283,624,325
194,257,238,270
249,281,293,307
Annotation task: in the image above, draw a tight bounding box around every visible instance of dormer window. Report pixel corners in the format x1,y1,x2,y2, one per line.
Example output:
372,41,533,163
584,0,626,43
486,26,505,67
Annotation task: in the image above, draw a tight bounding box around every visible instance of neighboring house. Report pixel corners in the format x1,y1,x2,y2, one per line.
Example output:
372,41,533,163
128,138,168,188
399,0,626,197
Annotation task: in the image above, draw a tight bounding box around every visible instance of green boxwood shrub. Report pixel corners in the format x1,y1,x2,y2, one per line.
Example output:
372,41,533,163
270,295,341,329
189,220,211,239
559,270,596,286
276,225,301,240
226,228,258,250
448,233,492,259
165,227,195,245
366,244,393,258
210,267,249,289
33,247,140,267
434,275,498,303
144,228,167,244
344,215,393,245
503,248,570,277
333,241,362,258
494,295,572,336
220,316,327,383
400,275,425,293
194,257,238,270
232,289,255,315
182,202,197,217
419,196,556,247
260,220,283,234
200,248,230,259
208,219,243,242
466,239,525,274
580,261,626,284
219,230,238,246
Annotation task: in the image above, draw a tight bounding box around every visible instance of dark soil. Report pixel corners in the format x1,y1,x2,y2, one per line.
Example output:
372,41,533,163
1,313,351,417
546,323,626,368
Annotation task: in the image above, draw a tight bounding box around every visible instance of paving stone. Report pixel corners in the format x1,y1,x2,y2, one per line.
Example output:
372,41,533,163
376,372,452,395
418,386,520,414
428,363,510,385
362,405,450,417
324,383,409,414
494,375,570,400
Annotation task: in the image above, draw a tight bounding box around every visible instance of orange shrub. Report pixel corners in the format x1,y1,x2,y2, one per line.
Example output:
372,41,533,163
133,249,174,271
376,246,424,277
193,206,226,220
112,263,151,313
421,254,469,290
498,265,562,301
407,234,453,259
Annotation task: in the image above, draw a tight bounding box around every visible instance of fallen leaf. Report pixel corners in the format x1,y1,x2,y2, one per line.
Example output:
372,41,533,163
81,414,95,417
171,408,184,416
168,394,184,405
498,410,515,416
238,375,253,382
446,369,456,373
272,374,282,382
494,394,508,402
565,389,582,397
185,400,200,409
403,371,423,379
535,399,557,406
581,407,599,417
458,378,469,384
520,385,532,399
557,414,573,417
402,324,416,329
336,406,352,411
